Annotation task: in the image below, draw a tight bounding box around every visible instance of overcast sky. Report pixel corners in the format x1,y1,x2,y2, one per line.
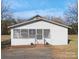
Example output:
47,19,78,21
4,0,77,19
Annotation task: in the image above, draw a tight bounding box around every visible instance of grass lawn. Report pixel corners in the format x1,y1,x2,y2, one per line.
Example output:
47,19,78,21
1,35,11,42
51,35,78,59
1,35,11,49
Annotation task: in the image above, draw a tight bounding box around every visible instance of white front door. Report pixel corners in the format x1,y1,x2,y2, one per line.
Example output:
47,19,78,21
36,29,44,44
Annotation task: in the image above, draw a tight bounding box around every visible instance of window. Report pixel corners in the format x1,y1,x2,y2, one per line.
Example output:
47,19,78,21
44,29,50,38
13,29,20,38
37,29,42,34
37,29,42,39
13,29,50,39
29,29,35,38
37,35,42,39
21,29,28,38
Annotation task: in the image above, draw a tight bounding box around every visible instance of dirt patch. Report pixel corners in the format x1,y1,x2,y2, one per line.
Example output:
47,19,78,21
2,47,52,59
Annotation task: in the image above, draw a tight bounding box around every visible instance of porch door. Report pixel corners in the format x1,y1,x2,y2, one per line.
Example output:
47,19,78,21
36,29,44,44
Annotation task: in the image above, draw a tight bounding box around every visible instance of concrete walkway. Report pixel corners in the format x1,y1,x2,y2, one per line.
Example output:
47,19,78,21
2,47,52,59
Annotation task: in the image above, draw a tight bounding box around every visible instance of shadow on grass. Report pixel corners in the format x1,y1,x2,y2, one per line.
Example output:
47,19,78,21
68,39,72,44
1,39,11,49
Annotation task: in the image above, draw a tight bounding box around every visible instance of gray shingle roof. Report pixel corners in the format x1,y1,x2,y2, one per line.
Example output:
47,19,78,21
8,15,71,29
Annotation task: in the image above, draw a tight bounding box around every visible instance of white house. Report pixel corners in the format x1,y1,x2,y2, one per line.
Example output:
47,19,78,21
9,15,71,46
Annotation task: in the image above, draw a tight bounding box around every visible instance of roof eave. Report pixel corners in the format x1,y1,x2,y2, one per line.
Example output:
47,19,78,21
8,15,71,29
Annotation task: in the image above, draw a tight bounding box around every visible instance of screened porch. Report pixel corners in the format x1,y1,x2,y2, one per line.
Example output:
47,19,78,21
13,29,50,40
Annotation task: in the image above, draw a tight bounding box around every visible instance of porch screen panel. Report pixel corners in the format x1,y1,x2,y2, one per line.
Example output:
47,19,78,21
44,29,50,38
13,29,20,38
37,29,42,34
29,29,35,38
37,29,42,39
21,29,28,38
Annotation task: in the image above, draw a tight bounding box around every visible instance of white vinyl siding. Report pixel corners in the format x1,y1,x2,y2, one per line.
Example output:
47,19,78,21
11,21,68,45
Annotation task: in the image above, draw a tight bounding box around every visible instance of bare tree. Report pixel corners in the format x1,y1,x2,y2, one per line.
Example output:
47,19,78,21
1,0,17,35
51,17,66,25
64,2,78,34
1,0,13,20
65,3,78,24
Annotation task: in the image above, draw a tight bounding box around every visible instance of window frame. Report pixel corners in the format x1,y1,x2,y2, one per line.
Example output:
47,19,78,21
44,29,50,38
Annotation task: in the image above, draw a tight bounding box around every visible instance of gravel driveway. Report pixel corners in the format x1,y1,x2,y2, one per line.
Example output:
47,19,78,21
2,47,52,59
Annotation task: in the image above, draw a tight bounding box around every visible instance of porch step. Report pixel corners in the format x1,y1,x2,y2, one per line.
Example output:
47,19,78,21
35,44,45,48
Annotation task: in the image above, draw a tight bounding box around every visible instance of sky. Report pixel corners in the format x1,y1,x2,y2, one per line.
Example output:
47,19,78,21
4,0,77,19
